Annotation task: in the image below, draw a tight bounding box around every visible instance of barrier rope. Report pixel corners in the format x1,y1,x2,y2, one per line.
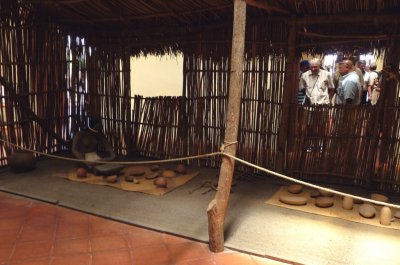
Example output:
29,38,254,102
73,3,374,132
222,152,400,209
1,138,399,209
0,138,220,165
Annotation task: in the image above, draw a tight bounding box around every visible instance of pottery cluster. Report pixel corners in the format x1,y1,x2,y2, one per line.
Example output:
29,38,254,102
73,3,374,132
279,184,398,227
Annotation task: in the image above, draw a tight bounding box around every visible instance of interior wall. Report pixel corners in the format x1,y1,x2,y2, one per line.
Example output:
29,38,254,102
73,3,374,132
130,55,183,98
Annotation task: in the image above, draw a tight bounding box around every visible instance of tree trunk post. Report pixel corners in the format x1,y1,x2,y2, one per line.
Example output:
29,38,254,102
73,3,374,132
276,18,297,172
207,0,246,253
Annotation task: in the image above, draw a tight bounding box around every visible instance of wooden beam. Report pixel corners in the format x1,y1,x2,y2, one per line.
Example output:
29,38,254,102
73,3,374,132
244,0,290,14
29,0,89,3
207,0,246,253
276,18,297,172
297,14,400,26
60,4,233,22
298,31,388,40
296,37,399,48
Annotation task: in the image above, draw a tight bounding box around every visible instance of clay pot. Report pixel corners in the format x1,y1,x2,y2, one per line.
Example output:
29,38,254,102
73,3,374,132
371,193,389,203
318,189,334,197
287,184,303,194
380,206,392,226
125,175,140,184
279,196,307,206
105,175,118,183
154,177,168,188
130,169,145,176
8,150,36,173
161,169,176,178
342,196,354,210
315,197,334,208
359,203,376,218
310,190,321,198
145,172,158,180
175,163,187,174
76,167,87,178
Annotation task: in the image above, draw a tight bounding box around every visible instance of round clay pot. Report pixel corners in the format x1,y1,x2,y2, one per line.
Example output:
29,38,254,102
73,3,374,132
318,189,334,197
8,150,36,173
287,184,303,194
310,190,321,198
76,167,87,178
130,169,145,176
161,169,176,178
105,175,118,183
359,203,376,218
145,172,158,180
279,196,307,206
125,175,134,182
315,197,334,208
175,163,187,174
371,193,389,203
154,177,168,188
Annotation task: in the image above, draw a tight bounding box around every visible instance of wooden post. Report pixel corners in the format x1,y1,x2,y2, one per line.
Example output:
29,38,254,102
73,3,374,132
287,56,301,153
207,0,246,253
276,18,297,172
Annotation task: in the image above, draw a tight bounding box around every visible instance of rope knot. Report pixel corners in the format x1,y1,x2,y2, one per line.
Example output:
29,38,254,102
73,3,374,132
219,141,238,152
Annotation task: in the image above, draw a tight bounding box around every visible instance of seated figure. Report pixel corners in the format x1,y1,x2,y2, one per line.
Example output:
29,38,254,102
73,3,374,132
72,117,118,174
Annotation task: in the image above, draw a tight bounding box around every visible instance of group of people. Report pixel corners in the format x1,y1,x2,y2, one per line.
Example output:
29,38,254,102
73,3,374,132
298,57,381,106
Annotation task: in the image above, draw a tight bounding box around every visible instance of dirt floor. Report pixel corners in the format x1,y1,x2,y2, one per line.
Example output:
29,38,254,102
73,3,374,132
0,156,399,265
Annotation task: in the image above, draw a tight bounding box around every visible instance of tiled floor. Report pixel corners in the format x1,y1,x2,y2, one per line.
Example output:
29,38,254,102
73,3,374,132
0,191,289,265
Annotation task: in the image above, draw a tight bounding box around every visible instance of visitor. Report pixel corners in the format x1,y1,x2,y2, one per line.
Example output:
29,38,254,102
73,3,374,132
335,60,362,105
368,62,380,105
357,60,371,105
299,58,335,106
298,60,310,105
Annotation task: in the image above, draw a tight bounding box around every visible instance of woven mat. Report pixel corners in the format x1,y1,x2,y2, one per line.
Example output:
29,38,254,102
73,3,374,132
68,165,198,196
265,186,400,230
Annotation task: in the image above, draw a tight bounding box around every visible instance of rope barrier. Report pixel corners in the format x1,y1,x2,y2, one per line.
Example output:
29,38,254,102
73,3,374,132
0,138,221,165
1,137,399,209
222,153,400,209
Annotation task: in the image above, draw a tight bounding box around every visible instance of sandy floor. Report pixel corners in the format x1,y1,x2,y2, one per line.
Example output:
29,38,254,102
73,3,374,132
0,157,399,265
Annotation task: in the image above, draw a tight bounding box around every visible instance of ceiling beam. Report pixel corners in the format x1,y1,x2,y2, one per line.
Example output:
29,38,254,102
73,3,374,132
59,3,232,23
297,14,400,26
298,31,388,40
244,0,290,14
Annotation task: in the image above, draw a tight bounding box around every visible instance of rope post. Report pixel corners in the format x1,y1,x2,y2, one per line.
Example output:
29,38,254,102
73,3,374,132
207,0,246,253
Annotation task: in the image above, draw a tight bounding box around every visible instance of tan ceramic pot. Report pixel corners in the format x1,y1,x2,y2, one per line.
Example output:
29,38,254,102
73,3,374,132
342,196,354,210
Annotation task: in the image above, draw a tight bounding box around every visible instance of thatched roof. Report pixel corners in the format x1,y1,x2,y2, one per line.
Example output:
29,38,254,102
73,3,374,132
12,0,400,55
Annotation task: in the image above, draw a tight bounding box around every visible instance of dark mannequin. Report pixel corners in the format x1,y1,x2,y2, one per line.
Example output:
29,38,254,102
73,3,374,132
71,117,115,164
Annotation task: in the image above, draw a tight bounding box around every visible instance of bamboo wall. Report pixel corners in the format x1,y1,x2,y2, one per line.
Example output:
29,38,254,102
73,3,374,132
0,1,71,165
0,1,132,165
131,22,288,171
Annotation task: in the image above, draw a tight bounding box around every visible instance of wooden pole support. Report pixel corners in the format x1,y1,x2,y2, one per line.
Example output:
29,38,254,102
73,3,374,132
207,0,246,253
276,18,297,172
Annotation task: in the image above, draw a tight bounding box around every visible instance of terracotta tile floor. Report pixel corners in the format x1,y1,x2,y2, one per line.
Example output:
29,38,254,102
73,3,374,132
0,191,289,265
